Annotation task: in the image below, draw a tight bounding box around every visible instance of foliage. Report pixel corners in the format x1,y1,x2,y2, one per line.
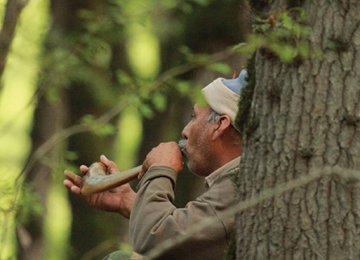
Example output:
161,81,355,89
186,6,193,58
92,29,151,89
15,186,44,225
235,6,315,139
244,7,313,63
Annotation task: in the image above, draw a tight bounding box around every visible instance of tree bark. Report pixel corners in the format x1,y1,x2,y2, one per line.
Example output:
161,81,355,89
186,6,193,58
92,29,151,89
235,0,360,259
0,0,28,87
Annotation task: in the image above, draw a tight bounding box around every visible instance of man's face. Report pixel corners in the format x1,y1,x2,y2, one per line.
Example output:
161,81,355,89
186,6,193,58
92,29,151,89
181,104,216,176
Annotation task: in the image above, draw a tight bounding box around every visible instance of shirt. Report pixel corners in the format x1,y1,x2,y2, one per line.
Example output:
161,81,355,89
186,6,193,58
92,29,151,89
129,156,241,260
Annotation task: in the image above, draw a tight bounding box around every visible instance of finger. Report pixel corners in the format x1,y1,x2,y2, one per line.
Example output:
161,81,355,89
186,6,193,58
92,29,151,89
70,185,81,194
63,179,74,189
80,165,89,174
137,170,143,180
63,179,82,195
100,154,111,165
100,154,118,172
138,164,147,180
64,180,81,194
64,170,83,186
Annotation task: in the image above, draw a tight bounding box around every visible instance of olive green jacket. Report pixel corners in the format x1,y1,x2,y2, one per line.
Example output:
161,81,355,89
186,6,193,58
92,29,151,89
129,157,240,260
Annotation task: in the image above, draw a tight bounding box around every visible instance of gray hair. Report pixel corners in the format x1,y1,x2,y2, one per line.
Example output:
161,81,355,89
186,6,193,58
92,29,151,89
207,109,222,122
207,109,242,138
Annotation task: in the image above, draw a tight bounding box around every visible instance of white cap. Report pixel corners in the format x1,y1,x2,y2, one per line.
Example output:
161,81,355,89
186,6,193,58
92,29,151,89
202,69,248,124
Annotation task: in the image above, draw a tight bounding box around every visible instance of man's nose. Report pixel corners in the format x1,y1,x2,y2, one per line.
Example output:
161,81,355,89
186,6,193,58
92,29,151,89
181,123,189,139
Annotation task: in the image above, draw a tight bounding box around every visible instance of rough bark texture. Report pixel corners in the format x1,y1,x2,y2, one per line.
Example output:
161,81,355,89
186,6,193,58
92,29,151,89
235,0,360,259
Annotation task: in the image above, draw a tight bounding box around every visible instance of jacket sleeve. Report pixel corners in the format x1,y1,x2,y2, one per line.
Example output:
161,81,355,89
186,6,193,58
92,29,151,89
128,165,235,255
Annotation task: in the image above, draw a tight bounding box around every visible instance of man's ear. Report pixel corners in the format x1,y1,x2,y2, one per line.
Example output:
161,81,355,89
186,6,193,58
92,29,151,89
212,115,232,140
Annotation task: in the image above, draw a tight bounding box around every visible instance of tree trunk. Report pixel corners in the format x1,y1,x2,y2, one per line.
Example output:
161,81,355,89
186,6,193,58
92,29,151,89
235,0,360,259
0,0,28,87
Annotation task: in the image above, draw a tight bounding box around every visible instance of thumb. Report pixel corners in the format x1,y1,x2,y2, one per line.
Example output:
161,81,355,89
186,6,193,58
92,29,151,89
100,154,109,163
100,154,118,172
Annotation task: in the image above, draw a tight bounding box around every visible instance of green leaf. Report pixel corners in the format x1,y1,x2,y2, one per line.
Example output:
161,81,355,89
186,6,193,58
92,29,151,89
191,0,210,6
64,150,78,161
81,114,95,124
17,187,44,225
116,70,134,85
207,63,231,74
271,44,297,63
280,13,294,31
179,45,195,61
191,87,207,107
152,92,167,111
175,80,191,96
297,42,310,57
139,104,154,118
240,34,264,55
93,123,116,137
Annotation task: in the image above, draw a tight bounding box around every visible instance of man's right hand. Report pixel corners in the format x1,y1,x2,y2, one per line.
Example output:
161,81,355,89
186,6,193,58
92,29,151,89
63,155,136,218
141,142,183,175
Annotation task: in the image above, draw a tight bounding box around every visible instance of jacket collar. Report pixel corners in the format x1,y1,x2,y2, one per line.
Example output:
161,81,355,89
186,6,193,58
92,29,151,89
205,156,241,187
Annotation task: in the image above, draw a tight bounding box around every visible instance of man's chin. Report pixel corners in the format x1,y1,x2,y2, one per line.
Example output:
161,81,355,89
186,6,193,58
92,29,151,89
185,162,203,177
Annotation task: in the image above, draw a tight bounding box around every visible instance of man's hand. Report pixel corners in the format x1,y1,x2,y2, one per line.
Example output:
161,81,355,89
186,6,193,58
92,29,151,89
63,155,136,218
141,142,183,178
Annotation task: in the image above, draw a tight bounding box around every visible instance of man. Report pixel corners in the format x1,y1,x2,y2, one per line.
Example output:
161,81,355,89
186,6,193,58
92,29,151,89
64,69,248,259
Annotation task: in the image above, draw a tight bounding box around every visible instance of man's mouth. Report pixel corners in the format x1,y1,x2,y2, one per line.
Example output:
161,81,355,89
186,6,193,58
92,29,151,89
178,139,188,160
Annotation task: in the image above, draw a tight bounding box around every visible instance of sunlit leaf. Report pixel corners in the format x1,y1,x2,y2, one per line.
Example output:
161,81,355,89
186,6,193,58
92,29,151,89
17,187,44,225
117,70,134,85
191,0,210,6
175,80,191,96
81,114,95,124
152,92,167,111
271,44,297,63
240,34,265,55
179,45,195,61
297,42,310,57
207,62,231,74
93,123,116,137
280,13,293,31
139,104,154,118
64,150,78,161
191,87,207,107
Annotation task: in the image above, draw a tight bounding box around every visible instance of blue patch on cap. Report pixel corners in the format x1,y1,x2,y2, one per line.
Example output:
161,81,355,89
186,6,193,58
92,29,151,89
222,69,248,95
